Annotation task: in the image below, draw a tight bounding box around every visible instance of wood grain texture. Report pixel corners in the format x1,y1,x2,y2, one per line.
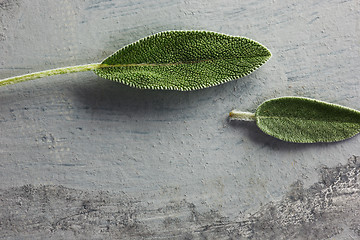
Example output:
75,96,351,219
1,0,360,239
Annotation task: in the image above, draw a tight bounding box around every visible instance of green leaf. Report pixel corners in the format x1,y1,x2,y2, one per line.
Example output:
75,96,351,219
255,97,360,143
0,30,271,90
229,97,360,143
94,30,271,90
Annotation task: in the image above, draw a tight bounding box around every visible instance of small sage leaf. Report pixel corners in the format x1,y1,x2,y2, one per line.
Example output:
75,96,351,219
230,97,360,143
94,30,271,90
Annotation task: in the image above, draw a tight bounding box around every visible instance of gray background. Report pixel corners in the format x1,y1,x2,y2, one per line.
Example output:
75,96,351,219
0,0,359,239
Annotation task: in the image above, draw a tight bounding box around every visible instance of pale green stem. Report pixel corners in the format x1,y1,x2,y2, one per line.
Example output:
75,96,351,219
0,63,104,87
0,61,213,88
229,110,256,121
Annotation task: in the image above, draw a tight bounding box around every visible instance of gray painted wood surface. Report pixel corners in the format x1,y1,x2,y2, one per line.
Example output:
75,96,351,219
0,0,359,239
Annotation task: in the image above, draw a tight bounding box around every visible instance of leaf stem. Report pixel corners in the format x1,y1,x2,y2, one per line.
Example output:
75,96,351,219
0,63,102,87
229,110,256,121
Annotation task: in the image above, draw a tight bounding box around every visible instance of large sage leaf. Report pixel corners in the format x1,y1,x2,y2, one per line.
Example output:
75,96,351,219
255,97,360,143
0,30,271,90
94,30,271,90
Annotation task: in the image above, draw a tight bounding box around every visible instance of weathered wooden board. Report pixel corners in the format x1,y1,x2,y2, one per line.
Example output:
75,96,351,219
1,0,359,239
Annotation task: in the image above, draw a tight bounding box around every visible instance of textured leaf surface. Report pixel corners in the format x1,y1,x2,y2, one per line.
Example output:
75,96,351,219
94,31,271,90
255,97,360,143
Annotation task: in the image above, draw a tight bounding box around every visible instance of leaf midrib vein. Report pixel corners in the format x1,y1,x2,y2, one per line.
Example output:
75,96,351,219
258,115,360,124
102,55,269,68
